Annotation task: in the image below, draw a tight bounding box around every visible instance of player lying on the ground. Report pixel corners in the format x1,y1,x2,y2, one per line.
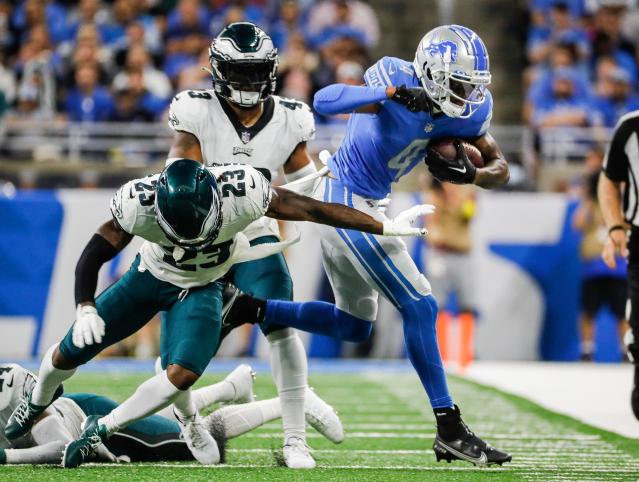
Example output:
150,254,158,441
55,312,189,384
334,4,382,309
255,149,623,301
167,22,324,468
0,362,343,465
5,159,428,468
221,25,513,467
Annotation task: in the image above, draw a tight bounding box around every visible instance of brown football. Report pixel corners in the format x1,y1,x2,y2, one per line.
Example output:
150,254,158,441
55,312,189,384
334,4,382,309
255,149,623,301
427,138,484,168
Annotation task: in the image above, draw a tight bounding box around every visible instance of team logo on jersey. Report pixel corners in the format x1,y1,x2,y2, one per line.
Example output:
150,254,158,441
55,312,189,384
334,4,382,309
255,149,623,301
426,41,458,63
168,112,180,127
233,146,253,156
241,131,251,144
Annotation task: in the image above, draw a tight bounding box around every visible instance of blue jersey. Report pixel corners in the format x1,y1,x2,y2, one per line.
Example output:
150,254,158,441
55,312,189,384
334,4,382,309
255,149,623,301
328,56,493,199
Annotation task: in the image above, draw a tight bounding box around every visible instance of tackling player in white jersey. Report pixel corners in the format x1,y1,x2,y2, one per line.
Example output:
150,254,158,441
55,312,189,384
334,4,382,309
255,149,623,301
0,362,343,465
4,159,429,468
166,22,321,468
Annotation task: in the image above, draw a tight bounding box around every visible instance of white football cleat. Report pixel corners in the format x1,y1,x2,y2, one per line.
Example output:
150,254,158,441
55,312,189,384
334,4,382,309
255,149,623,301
224,364,255,403
283,436,316,469
177,412,220,465
305,387,344,444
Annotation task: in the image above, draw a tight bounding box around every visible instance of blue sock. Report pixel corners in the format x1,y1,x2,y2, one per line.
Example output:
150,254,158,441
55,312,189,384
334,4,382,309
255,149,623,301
400,295,453,409
265,300,372,342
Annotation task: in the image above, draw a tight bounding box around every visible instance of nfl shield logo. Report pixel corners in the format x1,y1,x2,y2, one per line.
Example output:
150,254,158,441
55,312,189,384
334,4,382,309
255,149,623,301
424,123,434,133
241,131,251,144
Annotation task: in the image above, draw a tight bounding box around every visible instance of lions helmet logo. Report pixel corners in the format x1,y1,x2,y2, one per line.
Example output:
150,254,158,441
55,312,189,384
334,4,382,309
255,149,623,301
425,40,458,63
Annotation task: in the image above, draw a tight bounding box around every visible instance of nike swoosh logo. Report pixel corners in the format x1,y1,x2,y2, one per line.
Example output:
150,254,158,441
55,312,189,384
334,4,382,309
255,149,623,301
129,186,136,198
6,374,14,388
249,178,256,189
440,441,489,466
388,64,396,75
449,166,466,174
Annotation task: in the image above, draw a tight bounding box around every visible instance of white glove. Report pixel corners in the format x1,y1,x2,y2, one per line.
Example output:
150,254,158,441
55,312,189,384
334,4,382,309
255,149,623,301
318,150,332,165
72,304,105,349
377,197,391,214
382,204,435,236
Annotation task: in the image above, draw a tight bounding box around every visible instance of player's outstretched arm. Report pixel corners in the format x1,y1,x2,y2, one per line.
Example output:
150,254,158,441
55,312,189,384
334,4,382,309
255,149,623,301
72,220,132,348
167,131,203,164
266,187,430,236
471,133,510,189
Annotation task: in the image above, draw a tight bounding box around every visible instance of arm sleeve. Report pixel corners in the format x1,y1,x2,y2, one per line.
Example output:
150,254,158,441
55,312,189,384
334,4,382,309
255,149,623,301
603,118,632,182
313,84,387,115
313,56,406,115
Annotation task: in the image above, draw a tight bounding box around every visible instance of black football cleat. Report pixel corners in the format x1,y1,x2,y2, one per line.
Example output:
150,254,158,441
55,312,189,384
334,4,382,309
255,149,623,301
218,284,265,344
432,405,511,467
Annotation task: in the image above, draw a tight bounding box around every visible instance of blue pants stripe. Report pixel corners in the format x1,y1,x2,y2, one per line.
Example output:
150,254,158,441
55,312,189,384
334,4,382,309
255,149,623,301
344,189,423,301
324,178,400,306
329,179,418,307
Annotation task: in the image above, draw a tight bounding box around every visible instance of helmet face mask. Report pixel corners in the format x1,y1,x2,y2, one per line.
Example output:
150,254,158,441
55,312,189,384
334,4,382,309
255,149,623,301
208,22,278,108
155,160,223,249
414,25,491,119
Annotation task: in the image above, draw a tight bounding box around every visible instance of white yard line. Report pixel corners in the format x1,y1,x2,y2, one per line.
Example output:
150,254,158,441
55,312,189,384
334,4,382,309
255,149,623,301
79,462,639,474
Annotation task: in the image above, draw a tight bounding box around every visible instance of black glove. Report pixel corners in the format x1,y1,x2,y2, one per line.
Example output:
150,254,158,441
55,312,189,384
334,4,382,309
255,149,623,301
426,139,477,184
391,85,432,113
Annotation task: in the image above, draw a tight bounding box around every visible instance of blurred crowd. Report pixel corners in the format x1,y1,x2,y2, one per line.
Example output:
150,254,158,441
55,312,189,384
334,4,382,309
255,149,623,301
0,0,378,123
525,0,639,137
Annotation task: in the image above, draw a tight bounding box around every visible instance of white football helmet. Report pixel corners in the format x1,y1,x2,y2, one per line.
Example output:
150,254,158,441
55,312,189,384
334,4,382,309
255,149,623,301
413,25,491,119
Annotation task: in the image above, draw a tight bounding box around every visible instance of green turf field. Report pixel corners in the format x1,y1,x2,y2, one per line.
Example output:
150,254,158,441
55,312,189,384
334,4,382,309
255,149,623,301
1,368,638,481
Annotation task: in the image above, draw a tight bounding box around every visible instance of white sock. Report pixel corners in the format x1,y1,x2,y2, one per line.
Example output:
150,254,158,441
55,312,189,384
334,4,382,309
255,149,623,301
156,378,236,420
267,329,307,442
173,387,197,420
193,380,236,410
210,398,281,439
31,344,76,406
4,441,66,464
99,371,180,434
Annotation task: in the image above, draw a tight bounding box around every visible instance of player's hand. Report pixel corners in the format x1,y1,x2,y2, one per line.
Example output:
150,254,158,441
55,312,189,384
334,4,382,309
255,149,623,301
72,304,106,349
601,228,629,269
377,197,391,214
390,85,432,113
426,139,477,184
382,204,435,236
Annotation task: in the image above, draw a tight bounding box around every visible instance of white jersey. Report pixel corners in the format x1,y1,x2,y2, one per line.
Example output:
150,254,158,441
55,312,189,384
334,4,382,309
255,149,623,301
168,89,315,240
110,164,295,289
0,364,85,449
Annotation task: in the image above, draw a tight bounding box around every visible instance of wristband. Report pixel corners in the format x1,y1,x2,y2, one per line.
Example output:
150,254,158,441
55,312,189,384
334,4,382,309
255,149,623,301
608,225,625,236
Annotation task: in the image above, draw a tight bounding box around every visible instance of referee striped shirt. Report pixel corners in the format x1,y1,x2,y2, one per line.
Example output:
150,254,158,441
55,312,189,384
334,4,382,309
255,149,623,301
603,110,639,226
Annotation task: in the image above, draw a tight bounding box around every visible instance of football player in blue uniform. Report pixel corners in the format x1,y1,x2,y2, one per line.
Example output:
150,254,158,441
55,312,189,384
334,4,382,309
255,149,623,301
223,25,511,466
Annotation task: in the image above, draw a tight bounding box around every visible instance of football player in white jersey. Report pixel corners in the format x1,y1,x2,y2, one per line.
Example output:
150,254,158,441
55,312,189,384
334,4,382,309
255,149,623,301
166,22,321,468
4,159,429,468
0,363,343,465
